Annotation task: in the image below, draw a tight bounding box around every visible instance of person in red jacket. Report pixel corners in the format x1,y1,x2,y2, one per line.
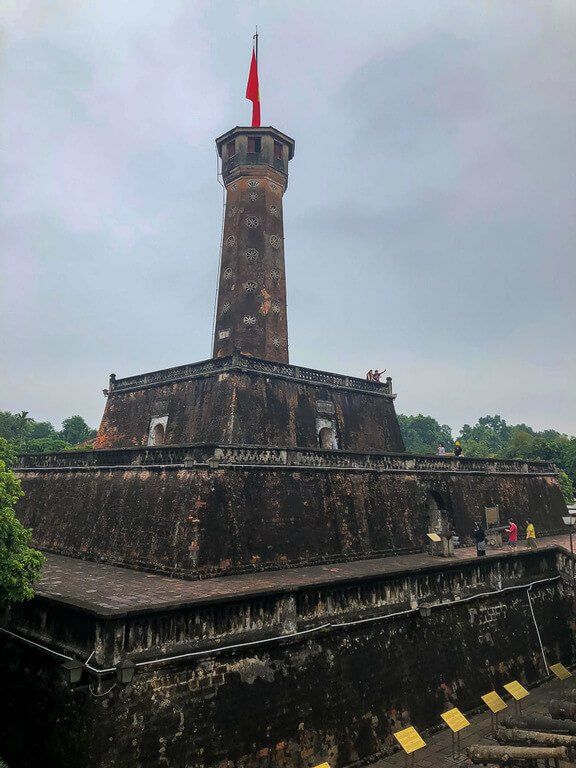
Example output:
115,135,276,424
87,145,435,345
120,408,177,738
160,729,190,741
506,519,518,548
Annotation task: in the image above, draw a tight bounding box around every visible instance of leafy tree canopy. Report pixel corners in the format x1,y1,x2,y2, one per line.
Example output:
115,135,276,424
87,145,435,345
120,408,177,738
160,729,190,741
397,414,453,455
0,411,96,454
0,438,44,608
399,412,575,499
59,415,95,446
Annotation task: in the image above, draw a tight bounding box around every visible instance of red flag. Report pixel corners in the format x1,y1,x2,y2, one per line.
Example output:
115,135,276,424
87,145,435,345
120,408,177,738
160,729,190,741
245,48,260,127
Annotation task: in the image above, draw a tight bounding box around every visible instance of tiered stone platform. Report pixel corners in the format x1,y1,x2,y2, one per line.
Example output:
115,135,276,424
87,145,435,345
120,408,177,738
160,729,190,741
2,538,575,767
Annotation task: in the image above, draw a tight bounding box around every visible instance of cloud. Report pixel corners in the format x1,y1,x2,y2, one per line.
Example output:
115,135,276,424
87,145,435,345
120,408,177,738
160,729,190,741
0,0,574,435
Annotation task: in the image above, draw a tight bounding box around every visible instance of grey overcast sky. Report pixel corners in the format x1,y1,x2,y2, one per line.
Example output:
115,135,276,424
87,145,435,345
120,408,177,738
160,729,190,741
1,0,575,435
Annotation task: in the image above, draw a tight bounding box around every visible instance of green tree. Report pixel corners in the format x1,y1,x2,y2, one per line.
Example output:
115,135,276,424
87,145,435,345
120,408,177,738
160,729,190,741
59,415,96,446
398,414,453,455
0,411,33,447
0,438,43,609
29,421,57,440
24,438,71,454
558,471,574,504
459,414,511,457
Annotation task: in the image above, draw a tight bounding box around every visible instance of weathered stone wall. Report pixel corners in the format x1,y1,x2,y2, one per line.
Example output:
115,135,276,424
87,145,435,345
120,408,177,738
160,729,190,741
94,361,405,453
14,459,566,577
1,550,575,768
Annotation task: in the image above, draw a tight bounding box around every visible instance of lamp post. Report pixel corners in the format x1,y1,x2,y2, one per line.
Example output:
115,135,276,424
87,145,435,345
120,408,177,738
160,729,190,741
418,603,432,619
562,514,576,582
61,660,84,685
562,515,576,557
116,659,135,685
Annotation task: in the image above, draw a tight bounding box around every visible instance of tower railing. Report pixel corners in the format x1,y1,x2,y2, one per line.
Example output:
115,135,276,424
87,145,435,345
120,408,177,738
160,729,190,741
106,353,395,396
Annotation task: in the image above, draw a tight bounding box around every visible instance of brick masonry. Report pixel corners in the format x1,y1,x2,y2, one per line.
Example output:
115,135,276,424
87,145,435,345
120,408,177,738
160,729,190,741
13,460,566,578
93,364,405,453
1,547,575,768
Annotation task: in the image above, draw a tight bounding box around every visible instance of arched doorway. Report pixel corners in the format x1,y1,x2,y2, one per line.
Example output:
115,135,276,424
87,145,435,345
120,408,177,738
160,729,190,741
153,423,165,446
147,415,168,447
427,490,452,536
319,426,335,450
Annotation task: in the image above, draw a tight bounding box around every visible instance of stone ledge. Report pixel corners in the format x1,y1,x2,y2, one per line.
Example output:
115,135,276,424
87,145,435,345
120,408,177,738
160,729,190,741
105,352,395,398
14,442,557,475
28,544,569,621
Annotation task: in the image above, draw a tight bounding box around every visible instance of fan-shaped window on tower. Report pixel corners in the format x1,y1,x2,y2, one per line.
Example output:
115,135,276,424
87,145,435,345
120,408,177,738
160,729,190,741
245,249,259,262
244,281,257,292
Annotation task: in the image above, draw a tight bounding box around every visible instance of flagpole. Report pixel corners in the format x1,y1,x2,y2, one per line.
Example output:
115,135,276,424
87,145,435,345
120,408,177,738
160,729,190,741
254,27,258,63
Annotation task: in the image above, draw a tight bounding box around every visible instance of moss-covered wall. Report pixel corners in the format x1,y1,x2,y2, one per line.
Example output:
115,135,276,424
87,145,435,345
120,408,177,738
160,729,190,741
15,463,566,577
1,551,574,768
94,370,405,453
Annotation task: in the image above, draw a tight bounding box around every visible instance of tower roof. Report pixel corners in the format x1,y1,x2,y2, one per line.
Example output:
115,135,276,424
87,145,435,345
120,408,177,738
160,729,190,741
216,126,295,160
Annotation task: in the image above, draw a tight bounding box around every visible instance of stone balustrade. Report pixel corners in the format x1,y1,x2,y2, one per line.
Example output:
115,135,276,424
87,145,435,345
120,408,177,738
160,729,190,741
15,443,556,476
106,352,394,396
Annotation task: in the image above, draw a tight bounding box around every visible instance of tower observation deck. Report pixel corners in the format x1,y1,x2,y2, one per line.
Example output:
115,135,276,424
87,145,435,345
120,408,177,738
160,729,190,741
213,126,295,363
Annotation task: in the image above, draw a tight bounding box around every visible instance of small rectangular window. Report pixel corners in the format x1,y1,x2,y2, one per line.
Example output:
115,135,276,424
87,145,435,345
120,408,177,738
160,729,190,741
274,141,283,161
247,136,261,153
226,140,236,158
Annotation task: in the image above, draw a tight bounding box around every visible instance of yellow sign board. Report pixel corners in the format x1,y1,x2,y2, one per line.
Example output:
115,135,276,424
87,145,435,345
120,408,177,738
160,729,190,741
481,691,507,713
312,764,331,768
485,506,499,525
427,533,441,542
393,726,426,755
441,707,470,733
550,663,572,681
503,680,529,701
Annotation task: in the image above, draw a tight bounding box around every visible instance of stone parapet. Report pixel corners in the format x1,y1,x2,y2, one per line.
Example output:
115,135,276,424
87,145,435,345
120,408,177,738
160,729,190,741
106,352,394,397
15,443,557,475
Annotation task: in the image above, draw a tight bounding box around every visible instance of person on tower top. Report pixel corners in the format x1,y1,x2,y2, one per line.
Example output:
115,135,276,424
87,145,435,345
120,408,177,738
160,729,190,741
372,368,386,382
366,369,373,381
506,519,518,548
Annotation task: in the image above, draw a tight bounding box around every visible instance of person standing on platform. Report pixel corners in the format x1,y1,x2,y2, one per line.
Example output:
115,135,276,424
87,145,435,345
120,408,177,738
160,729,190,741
454,440,463,457
437,443,446,456
474,523,486,557
525,519,537,548
506,519,518,548
366,370,373,381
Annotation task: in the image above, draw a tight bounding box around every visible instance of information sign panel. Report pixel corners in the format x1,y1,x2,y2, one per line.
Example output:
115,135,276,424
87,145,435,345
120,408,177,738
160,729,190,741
481,691,507,713
441,708,470,733
393,726,426,754
550,663,572,680
426,533,441,542
503,681,529,701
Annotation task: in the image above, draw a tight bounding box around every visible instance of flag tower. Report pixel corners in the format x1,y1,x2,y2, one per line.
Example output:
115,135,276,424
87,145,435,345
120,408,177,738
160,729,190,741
212,38,295,362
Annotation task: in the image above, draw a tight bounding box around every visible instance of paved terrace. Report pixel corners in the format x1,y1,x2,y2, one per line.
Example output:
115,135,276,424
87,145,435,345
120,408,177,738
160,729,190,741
35,534,573,618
